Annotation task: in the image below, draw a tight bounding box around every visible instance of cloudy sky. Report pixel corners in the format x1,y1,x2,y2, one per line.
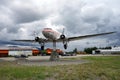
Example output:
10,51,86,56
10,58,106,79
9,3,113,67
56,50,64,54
0,0,120,51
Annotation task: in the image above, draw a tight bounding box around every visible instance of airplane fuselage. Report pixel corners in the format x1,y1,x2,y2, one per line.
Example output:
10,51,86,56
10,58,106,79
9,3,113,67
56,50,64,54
42,28,60,40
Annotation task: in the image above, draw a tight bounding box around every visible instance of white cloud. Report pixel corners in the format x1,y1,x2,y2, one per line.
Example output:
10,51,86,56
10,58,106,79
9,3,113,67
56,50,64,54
0,0,119,50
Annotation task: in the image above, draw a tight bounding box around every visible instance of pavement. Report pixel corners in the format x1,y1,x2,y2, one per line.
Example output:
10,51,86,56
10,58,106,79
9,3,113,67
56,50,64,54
0,54,118,66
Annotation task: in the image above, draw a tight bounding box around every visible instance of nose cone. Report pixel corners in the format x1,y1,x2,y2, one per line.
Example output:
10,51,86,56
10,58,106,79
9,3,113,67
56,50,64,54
42,28,60,40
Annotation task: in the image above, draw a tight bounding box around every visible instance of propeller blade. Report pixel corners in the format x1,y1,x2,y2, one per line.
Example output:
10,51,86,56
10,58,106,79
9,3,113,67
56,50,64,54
62,28,65,35
33,31,39,37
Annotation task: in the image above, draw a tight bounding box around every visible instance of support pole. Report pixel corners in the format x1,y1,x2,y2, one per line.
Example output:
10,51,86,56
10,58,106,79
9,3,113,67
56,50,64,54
50,40,59,61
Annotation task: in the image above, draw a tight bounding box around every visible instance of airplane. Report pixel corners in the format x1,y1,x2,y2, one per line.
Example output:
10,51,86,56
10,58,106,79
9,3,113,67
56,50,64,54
13,28,115,61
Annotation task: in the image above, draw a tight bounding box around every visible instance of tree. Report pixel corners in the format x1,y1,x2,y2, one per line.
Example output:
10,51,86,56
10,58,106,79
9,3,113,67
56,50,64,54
73,48,77,53
84,47,97,54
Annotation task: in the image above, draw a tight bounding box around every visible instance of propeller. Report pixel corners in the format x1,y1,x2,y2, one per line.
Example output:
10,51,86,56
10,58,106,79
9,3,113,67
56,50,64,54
35,37,40,42
32,31,45,50
60,28,66,39
33,31,39,38
31,31,40,42
60,28,68,49
62,28,65,35
30,31,39,47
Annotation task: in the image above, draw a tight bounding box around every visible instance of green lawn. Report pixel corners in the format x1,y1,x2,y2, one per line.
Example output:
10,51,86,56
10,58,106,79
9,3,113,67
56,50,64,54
0,56,120,80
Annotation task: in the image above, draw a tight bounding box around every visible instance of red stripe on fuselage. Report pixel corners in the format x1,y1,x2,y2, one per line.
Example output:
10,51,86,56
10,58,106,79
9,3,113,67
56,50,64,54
43,29,60,35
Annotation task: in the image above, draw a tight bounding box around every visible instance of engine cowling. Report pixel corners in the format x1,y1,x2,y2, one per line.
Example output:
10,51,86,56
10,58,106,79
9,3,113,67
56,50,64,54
35,37,45,50
35,37,40,42
60,34,65,39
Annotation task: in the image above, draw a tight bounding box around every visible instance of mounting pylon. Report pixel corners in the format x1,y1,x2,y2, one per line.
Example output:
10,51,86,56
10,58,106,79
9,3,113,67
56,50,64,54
50,40,59,61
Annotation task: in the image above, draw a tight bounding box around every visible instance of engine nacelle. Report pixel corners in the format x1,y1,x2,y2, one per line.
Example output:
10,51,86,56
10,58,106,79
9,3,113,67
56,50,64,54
35,37,45,50
60,34,66,39
35,37,40,42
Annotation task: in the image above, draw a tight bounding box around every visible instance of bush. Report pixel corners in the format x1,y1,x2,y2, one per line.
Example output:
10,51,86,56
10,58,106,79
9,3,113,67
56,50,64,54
84,47,97,54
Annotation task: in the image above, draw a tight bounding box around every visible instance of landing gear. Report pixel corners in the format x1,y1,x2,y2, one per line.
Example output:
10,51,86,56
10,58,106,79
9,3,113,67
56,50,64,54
39,42,45,50
41,45,44,50
63,40,68,49
64,44,67,49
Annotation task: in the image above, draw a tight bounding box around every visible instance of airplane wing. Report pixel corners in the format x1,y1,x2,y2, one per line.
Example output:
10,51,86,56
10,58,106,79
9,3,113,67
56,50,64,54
13,40,35,42
56,31,116,42
13,31,115,43
67,31,115,41
12,39,53,42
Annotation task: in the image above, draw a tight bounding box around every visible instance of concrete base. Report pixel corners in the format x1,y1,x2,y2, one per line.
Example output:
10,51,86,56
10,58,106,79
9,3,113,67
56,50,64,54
49,51,59,61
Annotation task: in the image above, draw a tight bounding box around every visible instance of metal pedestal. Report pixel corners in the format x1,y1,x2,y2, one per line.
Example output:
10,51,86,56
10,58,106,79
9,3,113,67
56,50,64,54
50,41,59,61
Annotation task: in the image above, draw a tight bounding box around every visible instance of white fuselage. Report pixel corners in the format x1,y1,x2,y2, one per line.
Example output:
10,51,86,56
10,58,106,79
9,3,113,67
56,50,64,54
42,28,60,40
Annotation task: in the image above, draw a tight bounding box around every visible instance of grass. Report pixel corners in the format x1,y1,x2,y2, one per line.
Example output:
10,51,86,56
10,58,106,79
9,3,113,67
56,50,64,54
0,56,120,80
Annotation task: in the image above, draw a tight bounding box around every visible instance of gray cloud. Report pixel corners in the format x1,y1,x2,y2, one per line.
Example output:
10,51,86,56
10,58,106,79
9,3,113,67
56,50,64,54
0,0,120,50
0,0,10,5
11,5,48,24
